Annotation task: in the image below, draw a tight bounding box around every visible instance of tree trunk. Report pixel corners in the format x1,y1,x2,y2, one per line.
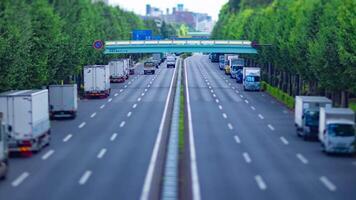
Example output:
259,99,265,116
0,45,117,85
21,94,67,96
341,90,348,108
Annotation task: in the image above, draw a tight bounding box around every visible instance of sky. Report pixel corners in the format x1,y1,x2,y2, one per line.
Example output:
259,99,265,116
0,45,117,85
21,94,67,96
109,0,229,21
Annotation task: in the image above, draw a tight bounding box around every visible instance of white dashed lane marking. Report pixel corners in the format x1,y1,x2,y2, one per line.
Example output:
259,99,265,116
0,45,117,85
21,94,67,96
110,133,118,141
79,171,92,185
63,134,73,142
90,112,96,118
320,176,337,191
12,172,30,187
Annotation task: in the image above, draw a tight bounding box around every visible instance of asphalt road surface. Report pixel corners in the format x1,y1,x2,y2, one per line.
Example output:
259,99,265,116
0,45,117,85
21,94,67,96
185,55,356,200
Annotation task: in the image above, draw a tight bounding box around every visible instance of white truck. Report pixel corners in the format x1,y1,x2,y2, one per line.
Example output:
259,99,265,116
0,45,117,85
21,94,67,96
0,113,8,180
294,96,332,140
0,90,51,153
84,65,111,98
49,84,78,119
166,55,176,68
144,60,156,75
123,59,130,79
319,107,356,154
243,67,261,91
109,60,126,83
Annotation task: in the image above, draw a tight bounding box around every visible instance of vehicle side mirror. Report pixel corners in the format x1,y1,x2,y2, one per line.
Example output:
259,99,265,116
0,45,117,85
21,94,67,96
8,125,12,132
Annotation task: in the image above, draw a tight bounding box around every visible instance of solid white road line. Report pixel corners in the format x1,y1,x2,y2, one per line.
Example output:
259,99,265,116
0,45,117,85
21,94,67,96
79,170,92,185
140,60,178,200
218,105,223,110
228,123,234,130
243,152,252,163
280,137,289,145
97,148,107,159
78,122,86,129
268,124,275,131
63,134,73,142
41,149,55,160
127,112,132,117
110,133,118,141
90,112,97,118
251,106,256,111
222,113,228,119
120,121,126,128
133,104,137,109
320,176,337,191
296,153,309,164
12,172,30,187
234,135,241,144
258,114,264,120
108,98,113,102
255,175,267,190
184,59,201,200
100,104,105,109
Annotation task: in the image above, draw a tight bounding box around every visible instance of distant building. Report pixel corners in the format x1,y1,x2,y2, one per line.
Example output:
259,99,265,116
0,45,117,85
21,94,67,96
177,4,184,12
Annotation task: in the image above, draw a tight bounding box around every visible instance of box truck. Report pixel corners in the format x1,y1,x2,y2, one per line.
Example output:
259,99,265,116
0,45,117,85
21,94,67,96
0,90,51,153
84,65,111,98
166,55,176,68
243,67,261,91
128,59,135,75
219,55,225,70
49,84,78,119
0,113,8,180
319,107,356,154
109,60,126,83
144,60,156,75
294,96,332,140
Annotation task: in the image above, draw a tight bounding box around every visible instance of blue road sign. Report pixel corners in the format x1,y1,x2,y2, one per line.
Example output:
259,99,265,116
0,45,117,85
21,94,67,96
93,40,104,49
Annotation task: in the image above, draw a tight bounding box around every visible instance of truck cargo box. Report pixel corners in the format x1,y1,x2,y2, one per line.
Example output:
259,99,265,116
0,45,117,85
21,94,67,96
0,90,51,152
84,65,111,98
109,60,126,83
49,84,78,118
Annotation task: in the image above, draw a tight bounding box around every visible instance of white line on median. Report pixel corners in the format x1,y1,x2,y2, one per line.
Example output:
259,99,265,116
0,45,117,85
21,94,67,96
140,60,178,200
243,152,252,163
78,122,86,129
296,153,308,164
110,133,118,141
251,106,256,111
120,121,126,128
41,149,55,160
255,175,267,190
280,137,289,145
97,148,107,159
12,172,30,187
79,170,92,185
90,112,96,118
234,135,241,144
183,59,201,200
63,134,73,142
320,176,337,191
228,123,234,130
222,113,227,119
133,104,137,109
258,114,264,120
268,124,275,131
127,112,132,117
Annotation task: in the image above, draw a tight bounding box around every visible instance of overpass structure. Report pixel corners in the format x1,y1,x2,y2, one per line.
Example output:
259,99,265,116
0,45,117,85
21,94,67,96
104,40,258,54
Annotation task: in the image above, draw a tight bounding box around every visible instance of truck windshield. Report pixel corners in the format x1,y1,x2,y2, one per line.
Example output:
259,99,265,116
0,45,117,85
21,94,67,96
245,76,260,82
327,124,355,137
145,63,154,67
305,111,319,126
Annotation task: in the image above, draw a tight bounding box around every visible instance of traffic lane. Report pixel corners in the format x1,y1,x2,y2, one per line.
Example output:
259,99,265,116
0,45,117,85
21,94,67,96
0,68,164,199
75,67,174,200
186,56,263,200
202,56,356,198
200,56,356,199
195,56,331,200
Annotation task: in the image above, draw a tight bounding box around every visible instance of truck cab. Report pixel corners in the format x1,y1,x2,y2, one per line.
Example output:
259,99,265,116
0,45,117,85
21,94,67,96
243,67,261,91
319,108,356,154
230,58,244,79
144,61,156,75
0,113,8,180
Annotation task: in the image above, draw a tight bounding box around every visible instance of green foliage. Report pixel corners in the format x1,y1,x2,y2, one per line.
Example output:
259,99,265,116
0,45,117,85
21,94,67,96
0,0,144,91
349,99,356,112
213,0,356,107
262,81,295,109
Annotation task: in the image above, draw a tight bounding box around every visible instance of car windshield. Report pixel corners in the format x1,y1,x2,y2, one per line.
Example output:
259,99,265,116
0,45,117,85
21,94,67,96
327,124,355,137
304,111,319,126
245,76,260,82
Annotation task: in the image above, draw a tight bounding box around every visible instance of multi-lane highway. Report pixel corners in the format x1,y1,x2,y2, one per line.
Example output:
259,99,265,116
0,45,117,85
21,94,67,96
0,64,175,200
185,55,356,200
0,55,356,200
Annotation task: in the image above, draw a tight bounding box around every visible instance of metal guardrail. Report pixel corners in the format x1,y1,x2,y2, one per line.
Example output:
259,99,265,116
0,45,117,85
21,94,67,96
105,40,252,46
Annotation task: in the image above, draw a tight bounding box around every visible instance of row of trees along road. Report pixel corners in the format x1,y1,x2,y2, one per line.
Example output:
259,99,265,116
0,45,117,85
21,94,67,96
0,0,147,92
212,0,355,107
